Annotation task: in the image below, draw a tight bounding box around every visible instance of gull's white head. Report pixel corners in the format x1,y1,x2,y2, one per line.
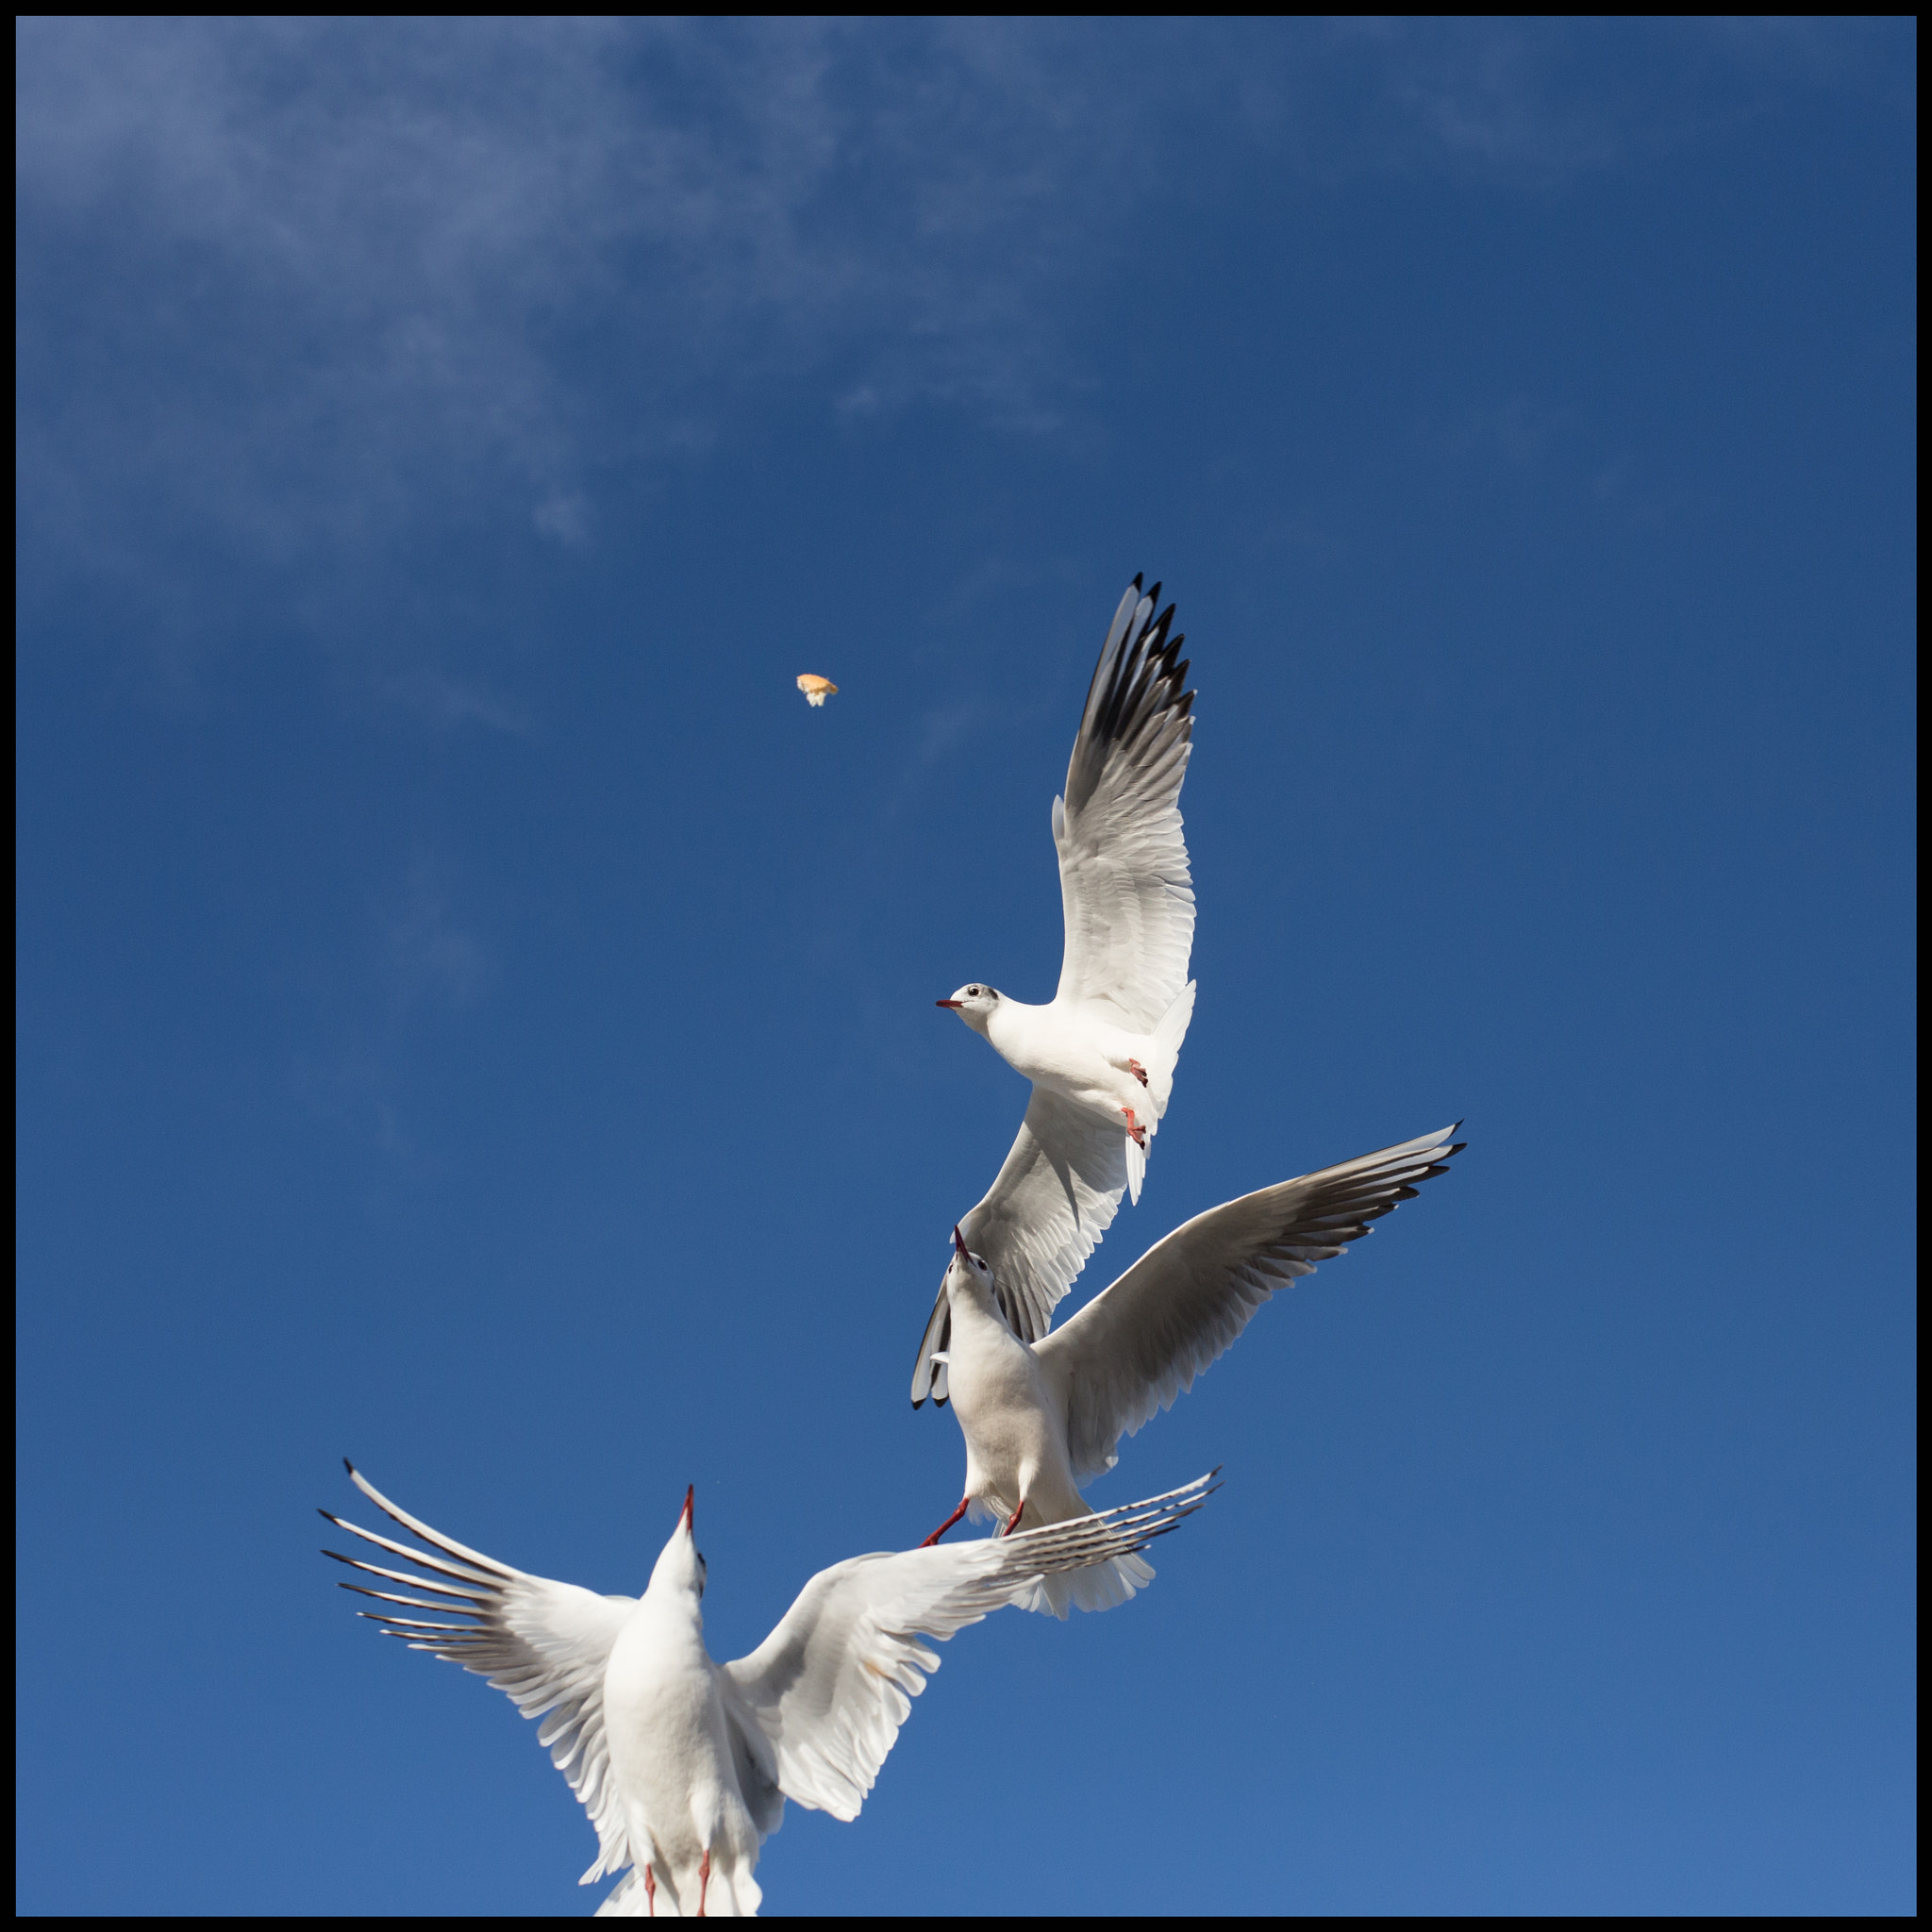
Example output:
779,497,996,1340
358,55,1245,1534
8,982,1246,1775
649,1485,708,1602
936,983,1001,1034
945,1223,996,1302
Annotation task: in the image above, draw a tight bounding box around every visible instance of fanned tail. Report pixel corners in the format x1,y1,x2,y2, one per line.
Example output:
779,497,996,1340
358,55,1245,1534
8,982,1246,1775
998,1482,1218,1617
1011,1544,1157,1619
1145,979,1196,1120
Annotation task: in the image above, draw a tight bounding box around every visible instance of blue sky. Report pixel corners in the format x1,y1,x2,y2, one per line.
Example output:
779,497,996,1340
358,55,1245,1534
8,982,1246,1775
15,18,1915,1916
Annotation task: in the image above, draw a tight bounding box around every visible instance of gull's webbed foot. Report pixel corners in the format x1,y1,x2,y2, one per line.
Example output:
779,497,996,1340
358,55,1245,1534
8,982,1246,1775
1121,1107,1147,1149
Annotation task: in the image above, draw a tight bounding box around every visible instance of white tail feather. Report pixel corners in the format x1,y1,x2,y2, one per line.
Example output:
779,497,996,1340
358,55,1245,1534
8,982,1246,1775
1145,978,1196,1119
1011,1546,1157,1618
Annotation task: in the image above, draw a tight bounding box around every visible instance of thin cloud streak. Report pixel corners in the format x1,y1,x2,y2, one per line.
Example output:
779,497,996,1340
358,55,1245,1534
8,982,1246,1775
17,19,1901,596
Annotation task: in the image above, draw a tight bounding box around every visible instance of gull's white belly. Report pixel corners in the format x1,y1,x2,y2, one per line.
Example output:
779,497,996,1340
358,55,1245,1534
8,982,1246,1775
985,1000,1145,1121
946,1292,1082,1524
603,1618,758,1912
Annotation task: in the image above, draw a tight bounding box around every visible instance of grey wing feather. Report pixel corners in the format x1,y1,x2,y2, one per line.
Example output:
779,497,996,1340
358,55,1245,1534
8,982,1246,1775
908,1291,952,1407
1055,576,1197,1030
963,1087,1129,1343
320,1465,641,1887
1037,1125,1465,1482
914,1056,1131,1404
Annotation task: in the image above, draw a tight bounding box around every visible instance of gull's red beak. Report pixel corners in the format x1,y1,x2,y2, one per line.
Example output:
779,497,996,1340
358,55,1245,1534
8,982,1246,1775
935,998,963,1009
680,1485,694,1534
953,1224,970,1259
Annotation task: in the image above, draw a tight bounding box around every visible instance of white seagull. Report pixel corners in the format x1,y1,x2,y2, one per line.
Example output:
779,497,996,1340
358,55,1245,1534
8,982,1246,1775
324,1464,1213,1916
913,1124,1463,1612
921,575,1198,1404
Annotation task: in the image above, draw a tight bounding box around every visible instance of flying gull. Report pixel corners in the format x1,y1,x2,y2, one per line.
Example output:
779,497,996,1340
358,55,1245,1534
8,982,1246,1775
919,575,1198,1407
323,1462,1213,1915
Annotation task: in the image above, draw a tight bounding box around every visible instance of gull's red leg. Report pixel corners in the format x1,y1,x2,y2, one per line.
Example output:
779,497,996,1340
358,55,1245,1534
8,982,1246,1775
1121,1108,1147,1148
1127,1058,1148,1087
1003,1498,1027,1537
644,1866,655,1916
921,1497,970,1547
698,1849,710,1917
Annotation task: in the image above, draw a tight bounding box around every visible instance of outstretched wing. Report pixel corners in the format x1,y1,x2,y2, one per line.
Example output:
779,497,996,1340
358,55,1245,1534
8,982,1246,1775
1037,1126,1465,1482
321,1464,640,1889
719,1477,1214,1822
1054,576,1196,1031
911,1087,1130,1404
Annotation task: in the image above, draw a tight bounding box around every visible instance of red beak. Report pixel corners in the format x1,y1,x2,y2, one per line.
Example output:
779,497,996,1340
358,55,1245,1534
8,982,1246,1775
936,998,963,1009
953,1224,970,1258
679,1485,694,1534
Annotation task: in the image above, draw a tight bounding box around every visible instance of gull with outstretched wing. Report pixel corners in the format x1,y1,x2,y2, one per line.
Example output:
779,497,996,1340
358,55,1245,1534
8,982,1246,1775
913,1125,1463,1608
918,575,1198,1405
323,1463,1212,1916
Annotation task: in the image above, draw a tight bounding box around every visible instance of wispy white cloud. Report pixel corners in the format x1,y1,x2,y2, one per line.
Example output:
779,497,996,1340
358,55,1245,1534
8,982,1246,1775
16,19,1903,616
16,18,1146,572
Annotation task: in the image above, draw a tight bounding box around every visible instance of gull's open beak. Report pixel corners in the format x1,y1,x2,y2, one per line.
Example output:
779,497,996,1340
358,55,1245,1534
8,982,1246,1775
935,998,963,1009
680,1485,694,1534
953,1225,970,1259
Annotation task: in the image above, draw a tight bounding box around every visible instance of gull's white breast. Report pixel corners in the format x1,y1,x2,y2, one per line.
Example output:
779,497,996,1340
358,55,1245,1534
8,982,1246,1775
602,1606,756,1905
985,1000,1138,1104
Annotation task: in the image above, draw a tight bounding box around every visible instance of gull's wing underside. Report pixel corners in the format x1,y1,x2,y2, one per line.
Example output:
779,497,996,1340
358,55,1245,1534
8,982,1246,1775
321,1464,641,1890
719,1477,1214,1822
1036,1127,1465,1482
1054,577,1196,1033
911,1088,1131,1403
